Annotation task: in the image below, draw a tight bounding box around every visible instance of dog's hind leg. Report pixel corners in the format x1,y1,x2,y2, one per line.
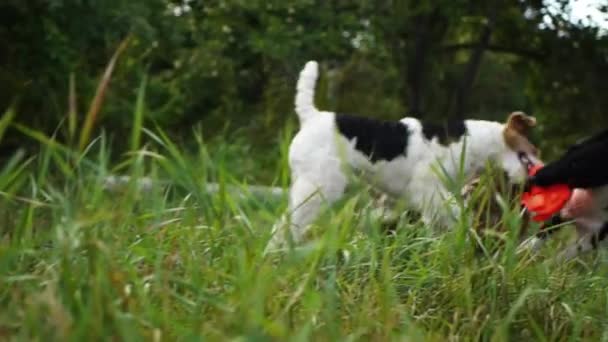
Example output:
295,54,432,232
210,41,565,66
266,172,347,252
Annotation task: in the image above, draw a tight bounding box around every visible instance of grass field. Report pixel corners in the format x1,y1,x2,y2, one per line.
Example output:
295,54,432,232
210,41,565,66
2,105,608,341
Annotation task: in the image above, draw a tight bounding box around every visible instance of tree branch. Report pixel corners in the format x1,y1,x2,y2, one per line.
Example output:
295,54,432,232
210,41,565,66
442,43,545,61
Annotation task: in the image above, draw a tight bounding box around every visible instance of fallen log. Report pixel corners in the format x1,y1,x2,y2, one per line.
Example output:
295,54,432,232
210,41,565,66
103,175,287,199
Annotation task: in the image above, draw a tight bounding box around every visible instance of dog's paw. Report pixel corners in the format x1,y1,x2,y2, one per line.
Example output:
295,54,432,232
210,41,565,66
516,236,545,256
263,234,285,255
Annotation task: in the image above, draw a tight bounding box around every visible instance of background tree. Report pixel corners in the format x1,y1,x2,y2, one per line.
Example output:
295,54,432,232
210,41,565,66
0,0,606,156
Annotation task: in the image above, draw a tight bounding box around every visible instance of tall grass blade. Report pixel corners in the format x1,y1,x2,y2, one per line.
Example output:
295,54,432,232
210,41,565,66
78,35,132,151
0,149,29,192
14,123,64,151
0,106,16,142
68,72,78,142
131,74,147,152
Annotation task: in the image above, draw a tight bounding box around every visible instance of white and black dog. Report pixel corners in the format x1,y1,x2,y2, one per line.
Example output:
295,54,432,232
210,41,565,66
520,130,608,261
267,61,540,250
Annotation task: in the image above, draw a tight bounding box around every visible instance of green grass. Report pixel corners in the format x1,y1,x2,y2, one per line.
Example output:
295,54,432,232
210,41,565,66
2,76,608,341
2,122,608,341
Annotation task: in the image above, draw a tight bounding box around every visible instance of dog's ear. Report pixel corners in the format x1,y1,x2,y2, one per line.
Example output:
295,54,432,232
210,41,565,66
505,111,536,136
503,111,540,156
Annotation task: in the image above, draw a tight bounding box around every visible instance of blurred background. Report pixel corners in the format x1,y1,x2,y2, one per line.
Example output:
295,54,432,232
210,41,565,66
1,0,607,161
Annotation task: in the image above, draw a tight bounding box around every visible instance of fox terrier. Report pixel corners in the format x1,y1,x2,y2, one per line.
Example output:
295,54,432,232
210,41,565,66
267,61,540,250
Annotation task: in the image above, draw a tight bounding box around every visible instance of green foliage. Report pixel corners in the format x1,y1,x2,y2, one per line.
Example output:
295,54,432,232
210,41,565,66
2,121,608,340
1,0,607,155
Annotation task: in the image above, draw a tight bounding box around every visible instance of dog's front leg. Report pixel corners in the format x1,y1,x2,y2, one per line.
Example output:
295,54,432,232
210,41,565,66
517,215,565,255
517,236,547,255
555,221,608,262
417,191,460,231
555,234,597,262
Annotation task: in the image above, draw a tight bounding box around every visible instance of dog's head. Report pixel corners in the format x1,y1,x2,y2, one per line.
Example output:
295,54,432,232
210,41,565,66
498,111,541,183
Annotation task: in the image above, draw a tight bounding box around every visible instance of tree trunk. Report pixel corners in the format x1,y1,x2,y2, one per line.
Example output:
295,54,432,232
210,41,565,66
405,14,429,117
450,8,497,119
404,8,447,117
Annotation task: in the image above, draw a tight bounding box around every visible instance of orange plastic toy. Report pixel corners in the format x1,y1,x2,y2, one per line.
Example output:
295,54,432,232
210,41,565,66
521,165,572,222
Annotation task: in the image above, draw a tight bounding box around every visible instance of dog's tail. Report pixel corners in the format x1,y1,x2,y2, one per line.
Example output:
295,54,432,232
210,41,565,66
295,61,319,124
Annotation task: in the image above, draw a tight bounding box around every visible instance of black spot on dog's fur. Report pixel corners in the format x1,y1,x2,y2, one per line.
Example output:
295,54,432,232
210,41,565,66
421,120,467,146
335,114,409,163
